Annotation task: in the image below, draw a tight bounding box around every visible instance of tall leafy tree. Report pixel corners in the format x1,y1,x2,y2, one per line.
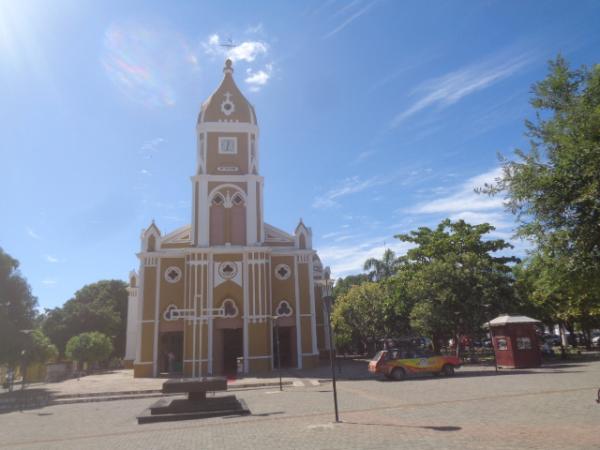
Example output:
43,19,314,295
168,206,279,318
65,331,114,369
395,220,518,353
20,329,58,387
363,248,399,281
331,281,410,354
482,56,600,335
0,247,38,367
42,280,128,356
333,273,369,298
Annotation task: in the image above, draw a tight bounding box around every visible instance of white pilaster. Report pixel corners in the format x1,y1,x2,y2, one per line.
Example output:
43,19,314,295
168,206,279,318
294,255,302,369
308,256,318,355
135,262,145,364
207,253,213,375
243,252,250,373
152,259,161,377
247,181,257,245
199,178,209,246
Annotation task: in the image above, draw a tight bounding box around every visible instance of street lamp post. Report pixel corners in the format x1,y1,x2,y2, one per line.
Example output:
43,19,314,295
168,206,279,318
322,273,340,423
272,315,283,391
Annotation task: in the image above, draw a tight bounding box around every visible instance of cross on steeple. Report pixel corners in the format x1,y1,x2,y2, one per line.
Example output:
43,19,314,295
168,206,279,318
219,36,236,49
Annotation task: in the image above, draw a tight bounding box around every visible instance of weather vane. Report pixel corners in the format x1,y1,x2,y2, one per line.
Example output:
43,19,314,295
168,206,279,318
219,36,236,49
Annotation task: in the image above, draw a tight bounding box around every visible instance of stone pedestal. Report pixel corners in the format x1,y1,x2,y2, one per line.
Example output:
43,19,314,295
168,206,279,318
137,377,250,424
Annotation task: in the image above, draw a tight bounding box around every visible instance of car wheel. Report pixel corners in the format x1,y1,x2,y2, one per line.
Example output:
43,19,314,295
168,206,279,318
442,364,455,377
391,368,406,381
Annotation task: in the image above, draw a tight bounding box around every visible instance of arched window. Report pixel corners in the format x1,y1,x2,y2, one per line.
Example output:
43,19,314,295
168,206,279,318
212,193,225,206
147,235,156,252
232,192,245,206
298,233,306,249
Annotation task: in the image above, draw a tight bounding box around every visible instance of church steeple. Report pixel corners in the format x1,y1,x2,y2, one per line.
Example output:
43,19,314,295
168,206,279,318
197,59,257,126
192,59,264,247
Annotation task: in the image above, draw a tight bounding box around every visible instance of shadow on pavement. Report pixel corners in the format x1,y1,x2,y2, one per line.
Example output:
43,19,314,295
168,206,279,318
0,388,53,414
341,421,461,432
372,367,584,383
250,411,285,417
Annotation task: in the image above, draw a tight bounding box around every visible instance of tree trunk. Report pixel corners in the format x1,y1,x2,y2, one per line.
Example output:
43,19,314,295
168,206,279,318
559,324,568,359
455,333,461,358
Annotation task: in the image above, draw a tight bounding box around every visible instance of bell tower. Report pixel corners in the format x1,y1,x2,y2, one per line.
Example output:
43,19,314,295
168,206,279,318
191,59,264,247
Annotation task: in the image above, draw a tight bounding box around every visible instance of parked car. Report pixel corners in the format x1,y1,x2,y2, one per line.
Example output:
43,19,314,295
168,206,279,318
543,335,562,346
368,348,461,380
592,334,600,346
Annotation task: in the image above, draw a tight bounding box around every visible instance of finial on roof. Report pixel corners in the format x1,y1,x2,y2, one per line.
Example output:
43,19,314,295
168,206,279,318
224,59,233,75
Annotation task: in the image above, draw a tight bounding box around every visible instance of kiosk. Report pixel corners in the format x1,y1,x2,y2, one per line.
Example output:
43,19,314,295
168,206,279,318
485,315,541,369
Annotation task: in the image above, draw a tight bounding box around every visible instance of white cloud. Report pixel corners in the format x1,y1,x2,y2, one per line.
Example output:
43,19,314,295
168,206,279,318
449,211,511,230
203,34,268,63
322,231,346,239
141,137,164,152
140,169,151,175
352,149,376,164
26,227,41,240
245,64,273,91
323,1,376,39
391,52,533,127
42,278,57,286
319,236,411,278
246,23,264,34
410,168,505,215
312,175,390,209
44,255,59,263
228,41,268,62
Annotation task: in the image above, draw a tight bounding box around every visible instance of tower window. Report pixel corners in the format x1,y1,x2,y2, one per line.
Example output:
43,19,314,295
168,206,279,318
212,193,225,206
232,193,244,206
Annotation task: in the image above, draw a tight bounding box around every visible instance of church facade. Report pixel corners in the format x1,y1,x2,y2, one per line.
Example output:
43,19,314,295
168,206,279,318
124,59,330,378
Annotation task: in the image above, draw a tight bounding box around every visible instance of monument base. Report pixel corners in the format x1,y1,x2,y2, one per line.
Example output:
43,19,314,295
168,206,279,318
137,377,250,424
137,396,250,424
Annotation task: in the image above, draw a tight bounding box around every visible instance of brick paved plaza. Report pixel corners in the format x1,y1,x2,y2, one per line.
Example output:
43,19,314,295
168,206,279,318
1,360,599,450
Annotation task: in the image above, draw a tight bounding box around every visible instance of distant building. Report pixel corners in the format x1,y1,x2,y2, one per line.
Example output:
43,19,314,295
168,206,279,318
124,59,329,378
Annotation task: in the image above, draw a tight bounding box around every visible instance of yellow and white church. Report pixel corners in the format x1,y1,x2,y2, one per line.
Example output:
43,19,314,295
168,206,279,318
124,59,330,378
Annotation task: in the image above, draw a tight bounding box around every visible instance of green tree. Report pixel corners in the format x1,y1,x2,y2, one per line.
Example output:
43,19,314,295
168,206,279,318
0,247,38,368
482,56,600,335
395,219,518,354
65,331,114,369
363,248,399,281
331,282,410,354
333,273,369,298
20,329,58,387
42,280,128,356
515,250,600,348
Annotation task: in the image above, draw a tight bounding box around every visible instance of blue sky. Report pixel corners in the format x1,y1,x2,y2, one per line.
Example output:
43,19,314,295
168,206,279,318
1,0,599,310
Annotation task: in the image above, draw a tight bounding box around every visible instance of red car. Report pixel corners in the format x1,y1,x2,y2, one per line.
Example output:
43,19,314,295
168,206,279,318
369,348,461,380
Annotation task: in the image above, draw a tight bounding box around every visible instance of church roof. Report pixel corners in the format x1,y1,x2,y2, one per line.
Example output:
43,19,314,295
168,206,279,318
264,223,295,244
197,59,257,125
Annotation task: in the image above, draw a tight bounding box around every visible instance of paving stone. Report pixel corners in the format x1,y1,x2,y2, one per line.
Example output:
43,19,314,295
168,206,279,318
1,360,599,449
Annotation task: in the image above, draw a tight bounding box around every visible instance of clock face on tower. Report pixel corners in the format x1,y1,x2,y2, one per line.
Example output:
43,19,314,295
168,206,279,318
219,137,237,154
